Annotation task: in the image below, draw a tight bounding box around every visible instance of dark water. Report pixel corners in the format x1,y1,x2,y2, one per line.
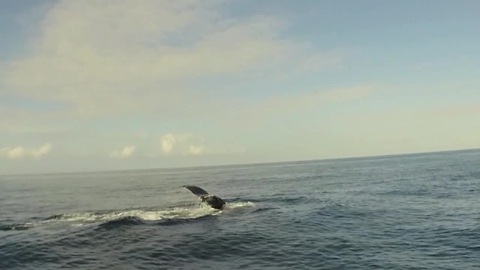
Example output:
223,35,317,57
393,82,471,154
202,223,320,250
1,150,479,269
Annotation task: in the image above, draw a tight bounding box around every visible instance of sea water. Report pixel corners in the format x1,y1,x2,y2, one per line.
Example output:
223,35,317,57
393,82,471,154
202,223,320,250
1,150,479,269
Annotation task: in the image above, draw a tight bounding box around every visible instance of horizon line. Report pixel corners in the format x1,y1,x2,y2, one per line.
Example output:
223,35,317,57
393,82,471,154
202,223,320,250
2,147,478,177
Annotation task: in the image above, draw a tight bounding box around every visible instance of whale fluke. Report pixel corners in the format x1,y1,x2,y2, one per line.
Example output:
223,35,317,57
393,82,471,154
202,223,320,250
183,185,209,197
183,185,225,210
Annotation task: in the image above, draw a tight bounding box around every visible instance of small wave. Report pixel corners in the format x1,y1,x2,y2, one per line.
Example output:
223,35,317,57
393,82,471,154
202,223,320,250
23,206,221,230
245,195,311,204
44,207,218,224
94,202,256,229
252,207,277,213
0,223,33,231
98,216,145,229
225,201,256,209
5,201,255,231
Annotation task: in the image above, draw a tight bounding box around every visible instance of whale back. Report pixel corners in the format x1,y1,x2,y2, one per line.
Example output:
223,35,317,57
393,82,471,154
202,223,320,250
202,195,225,210
183,185,226,209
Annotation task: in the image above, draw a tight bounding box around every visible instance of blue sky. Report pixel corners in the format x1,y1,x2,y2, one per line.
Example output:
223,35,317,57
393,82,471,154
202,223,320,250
1,0,479,174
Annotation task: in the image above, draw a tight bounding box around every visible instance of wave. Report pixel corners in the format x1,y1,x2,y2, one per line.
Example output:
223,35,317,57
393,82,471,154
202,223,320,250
225,201,256,209
0,223,33,231
235,195,313,205
2,201,256,231
97,216,145,229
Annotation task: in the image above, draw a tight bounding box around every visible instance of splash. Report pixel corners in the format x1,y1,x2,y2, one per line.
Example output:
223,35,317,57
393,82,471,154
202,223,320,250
225,201,256,209
3,201,255,231
44,206,219,226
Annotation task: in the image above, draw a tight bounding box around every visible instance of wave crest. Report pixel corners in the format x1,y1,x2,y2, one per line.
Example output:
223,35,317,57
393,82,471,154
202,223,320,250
5,201,255,231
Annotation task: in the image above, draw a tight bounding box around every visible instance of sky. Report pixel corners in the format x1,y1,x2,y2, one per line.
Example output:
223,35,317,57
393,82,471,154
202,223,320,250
0,0,479,174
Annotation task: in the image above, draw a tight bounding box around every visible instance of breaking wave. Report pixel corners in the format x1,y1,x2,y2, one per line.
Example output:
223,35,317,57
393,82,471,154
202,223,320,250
1,201,255,231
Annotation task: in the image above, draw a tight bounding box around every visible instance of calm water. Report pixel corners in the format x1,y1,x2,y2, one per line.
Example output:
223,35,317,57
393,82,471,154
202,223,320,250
1,150,479,269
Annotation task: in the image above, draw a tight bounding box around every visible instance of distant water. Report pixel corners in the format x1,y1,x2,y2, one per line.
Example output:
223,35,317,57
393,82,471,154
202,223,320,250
1,150,480,269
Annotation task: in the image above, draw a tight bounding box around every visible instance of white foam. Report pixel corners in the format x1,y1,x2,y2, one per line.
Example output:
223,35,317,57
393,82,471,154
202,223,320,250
224,201,256,209
25,201,255,230
41,205,219,226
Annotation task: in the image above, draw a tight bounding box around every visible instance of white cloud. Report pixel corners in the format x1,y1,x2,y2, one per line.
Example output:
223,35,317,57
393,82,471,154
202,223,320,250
0,143,52,159
301,49,346,71
1,147,26,159
160,133,177,155
110,146,136,159
245,84,383,117
160,133,207,156
31,143,52,159
159,132,247,157
1,0,341,118
188,145,205,156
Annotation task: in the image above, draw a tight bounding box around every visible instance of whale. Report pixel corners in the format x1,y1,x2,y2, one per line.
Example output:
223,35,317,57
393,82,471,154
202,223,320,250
183,185,225,210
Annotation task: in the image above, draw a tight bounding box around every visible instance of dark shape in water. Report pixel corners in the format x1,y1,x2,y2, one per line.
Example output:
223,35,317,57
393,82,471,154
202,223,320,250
0,223,31,231
98,216,144,230
183,185,226,210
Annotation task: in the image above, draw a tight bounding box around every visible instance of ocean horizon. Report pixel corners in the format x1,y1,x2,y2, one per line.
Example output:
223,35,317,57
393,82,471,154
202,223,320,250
3,148,478,177
1,148,479,269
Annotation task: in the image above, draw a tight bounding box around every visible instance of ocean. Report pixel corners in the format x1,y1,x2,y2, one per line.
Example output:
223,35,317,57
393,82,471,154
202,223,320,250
1,150,479,269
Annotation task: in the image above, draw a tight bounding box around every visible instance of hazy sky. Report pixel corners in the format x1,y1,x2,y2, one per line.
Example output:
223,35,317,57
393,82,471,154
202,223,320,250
1,0,479,174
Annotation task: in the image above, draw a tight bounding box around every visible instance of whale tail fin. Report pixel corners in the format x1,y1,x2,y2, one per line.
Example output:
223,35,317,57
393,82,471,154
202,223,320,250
183,185,209,197
183,185,225,210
